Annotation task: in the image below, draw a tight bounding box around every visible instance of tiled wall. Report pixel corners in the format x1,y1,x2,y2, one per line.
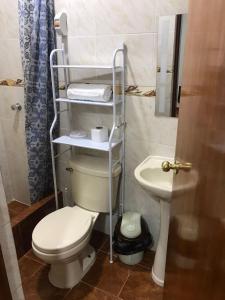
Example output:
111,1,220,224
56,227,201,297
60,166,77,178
0,171,25,300
55,0,189,247
0,0,188,248
0,0,30,204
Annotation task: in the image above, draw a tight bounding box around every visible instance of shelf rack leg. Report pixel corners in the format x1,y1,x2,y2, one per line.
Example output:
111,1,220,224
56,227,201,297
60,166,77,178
108,44,125,263
50,49,63,210
50,141,58,209
109,148,113,264
121,44,125,217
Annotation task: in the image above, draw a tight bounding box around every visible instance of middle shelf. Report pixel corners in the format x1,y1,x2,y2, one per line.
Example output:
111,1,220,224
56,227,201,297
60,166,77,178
55,97,122,107
52,135,122,151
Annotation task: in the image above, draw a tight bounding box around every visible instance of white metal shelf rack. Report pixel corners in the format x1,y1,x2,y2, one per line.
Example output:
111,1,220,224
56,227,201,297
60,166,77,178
49,44,125,263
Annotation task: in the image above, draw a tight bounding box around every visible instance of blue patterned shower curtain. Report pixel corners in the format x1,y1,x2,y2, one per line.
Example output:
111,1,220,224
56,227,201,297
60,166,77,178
18,0,58,202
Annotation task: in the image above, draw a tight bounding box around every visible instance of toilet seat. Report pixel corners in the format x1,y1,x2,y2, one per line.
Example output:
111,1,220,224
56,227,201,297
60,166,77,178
32,206,95,254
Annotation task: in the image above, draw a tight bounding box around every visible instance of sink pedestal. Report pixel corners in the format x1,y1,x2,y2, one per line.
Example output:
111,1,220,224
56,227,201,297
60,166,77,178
134,155,197,287
134,156,173,287
152,200,170,287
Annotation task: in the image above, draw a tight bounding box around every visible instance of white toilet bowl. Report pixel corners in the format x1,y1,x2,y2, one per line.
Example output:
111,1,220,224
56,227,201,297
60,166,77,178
32,206,99,288
32,155,121,289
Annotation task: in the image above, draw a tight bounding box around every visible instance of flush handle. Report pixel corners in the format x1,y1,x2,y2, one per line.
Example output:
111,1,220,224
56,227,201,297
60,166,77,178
161,161,192,174
11,103,22,111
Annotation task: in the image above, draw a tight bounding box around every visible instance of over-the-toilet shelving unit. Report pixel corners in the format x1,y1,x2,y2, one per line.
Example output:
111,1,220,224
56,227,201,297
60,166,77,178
49,43,125,264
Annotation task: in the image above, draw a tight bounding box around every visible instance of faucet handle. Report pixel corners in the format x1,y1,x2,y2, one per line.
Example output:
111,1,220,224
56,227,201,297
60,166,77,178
11,103,22,111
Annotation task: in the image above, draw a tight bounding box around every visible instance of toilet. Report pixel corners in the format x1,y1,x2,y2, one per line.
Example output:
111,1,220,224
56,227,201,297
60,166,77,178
32,155,121,289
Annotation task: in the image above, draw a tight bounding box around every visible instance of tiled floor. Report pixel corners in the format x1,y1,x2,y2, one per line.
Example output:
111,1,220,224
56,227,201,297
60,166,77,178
8,200,28,221
19,231,163,300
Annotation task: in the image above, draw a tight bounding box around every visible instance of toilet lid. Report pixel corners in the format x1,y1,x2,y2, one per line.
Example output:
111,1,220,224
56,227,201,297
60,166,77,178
32,206,93,254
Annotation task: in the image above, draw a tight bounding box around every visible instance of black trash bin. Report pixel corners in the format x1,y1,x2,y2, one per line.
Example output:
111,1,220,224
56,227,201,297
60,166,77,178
113,212,153,265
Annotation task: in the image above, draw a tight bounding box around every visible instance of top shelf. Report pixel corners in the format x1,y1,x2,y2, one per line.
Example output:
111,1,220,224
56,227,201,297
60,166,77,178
52,65,123,71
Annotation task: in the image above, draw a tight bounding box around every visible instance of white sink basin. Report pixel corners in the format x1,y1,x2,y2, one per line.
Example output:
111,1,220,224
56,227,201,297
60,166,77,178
135,156,198,200
134,156,173,200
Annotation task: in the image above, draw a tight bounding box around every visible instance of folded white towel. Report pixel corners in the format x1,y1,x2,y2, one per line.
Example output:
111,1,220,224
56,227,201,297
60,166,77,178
67,83,112,102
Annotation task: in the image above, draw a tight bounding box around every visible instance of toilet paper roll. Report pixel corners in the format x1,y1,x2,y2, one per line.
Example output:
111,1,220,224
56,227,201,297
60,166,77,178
91,126,108,142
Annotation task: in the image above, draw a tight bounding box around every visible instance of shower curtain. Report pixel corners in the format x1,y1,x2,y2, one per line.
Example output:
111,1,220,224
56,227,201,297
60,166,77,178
18,0,58,203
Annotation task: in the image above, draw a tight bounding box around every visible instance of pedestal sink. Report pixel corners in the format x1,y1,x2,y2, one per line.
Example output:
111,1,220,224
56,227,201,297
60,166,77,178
134,156,172,287
134,156,198,287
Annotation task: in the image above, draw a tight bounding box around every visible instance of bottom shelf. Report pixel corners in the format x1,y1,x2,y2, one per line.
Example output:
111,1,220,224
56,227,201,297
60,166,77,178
52,135,122,151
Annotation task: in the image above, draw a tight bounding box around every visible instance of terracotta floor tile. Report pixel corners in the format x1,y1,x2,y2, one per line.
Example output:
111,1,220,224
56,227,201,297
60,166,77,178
138,250,155,270
8,209,17,220
83,252,129,296
119,266,163,300
19,231,161,300
8,201,28,212
25,249,46,265
19,256,43,283
100,238,155,271
22,265,70,300
98,250,119,263
8,201,28,220
98,237,119,258
90,230,108,251
99,236,110,253
65,282,120,300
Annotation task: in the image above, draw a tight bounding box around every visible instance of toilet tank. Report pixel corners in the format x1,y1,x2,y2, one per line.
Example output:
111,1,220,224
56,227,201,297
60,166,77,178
69,155,121,213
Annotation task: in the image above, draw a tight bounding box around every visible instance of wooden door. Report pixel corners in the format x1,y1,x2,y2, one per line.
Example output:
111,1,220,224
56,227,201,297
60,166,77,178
163,0,225,299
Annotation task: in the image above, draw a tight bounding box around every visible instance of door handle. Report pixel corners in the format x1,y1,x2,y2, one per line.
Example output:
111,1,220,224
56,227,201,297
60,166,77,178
161,161,192,174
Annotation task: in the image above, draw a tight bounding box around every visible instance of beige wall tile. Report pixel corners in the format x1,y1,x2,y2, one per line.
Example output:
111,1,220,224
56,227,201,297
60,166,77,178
0,3,28,205
126,96,152,141
67,37,96,65
0,0,20,39
125,135,150,177
148,99,178,146
55,0,96,36
95,33,157,86
94,0,157,35
0,87,25,120
0,39,23,78
58,36,97,82
0,0,187,247
0,87,29,204
59,33,157,87
149,142,176,158
125,174,160,249
0,118,30,204
156,0,189,16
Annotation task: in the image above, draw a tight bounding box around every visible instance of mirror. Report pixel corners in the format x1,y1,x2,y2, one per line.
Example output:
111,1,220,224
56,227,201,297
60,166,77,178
155,14,188,117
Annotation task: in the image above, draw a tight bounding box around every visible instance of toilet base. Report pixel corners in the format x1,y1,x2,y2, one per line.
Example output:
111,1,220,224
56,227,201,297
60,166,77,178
48,245,96,289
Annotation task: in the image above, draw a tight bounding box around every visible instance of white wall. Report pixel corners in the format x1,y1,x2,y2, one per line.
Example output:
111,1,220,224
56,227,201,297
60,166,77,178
0,0,189,246
0,0,30,204
55,0,189,248
0,171,25,299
